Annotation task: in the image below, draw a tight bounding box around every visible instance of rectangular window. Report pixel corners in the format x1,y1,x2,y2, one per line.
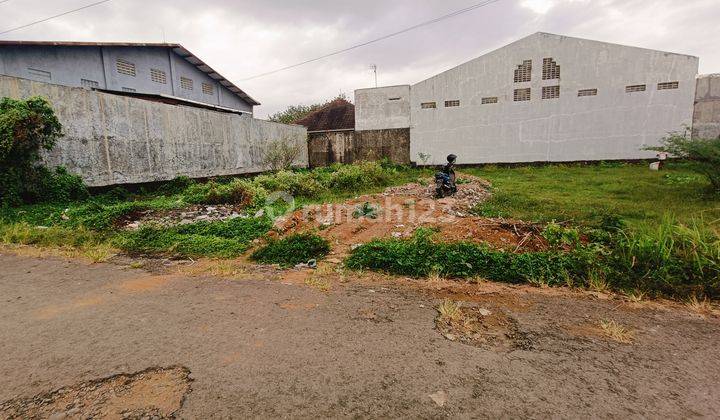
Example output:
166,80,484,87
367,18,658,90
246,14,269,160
658,81,679,90
421,102,437,109
27,68,51,81
513,88,531,102
202,82,214,95
150,68,167,84
542,85,560,99
81,79,99,89
514,60,532,83
445,100,460,107
116,59,136,77
626,84,646,93
542,58,560,80
578,88,598,97
481,97,498,104
180,77,193,90
122,87,137,93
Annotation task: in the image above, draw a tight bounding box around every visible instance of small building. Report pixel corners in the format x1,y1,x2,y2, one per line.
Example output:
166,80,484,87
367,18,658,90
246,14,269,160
355,32,700,165
294,98,410,167
294,98,355,167
0,41,259,114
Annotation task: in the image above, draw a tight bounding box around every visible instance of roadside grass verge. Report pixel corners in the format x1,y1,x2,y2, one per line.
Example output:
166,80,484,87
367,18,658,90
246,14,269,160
113,217,273,259
251,233,330,267
345,229,589,286
346,221,720,300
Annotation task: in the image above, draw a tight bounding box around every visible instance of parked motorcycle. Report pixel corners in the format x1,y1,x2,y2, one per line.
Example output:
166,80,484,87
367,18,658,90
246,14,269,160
435,154,458,198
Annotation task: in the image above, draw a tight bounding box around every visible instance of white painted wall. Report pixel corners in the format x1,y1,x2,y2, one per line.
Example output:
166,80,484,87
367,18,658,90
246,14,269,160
355,85,410,131
355,33,699,165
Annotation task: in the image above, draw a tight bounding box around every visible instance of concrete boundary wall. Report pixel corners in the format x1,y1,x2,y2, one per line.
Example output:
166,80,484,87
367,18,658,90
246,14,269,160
0,75,307,187
694,74,720,139
306,128,410,168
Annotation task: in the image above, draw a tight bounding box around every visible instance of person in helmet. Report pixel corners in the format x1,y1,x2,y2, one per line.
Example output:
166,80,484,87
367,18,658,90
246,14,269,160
443,154,457,192
435,154,458,196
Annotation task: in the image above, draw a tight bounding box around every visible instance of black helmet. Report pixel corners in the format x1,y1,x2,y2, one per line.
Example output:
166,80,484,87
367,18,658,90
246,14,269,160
447,154,457,163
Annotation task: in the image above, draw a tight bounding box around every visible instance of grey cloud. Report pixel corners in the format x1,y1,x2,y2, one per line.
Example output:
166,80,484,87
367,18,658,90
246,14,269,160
0,0,718,117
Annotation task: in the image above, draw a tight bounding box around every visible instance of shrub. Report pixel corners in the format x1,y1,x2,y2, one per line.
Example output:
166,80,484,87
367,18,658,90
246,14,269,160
647,133,720,192
251,233,330,267
253,170,323,197
541,221,580,248
24,166,88,203
327,161,391,190
262,138,304,171
0,96,87,205
184,179,267,208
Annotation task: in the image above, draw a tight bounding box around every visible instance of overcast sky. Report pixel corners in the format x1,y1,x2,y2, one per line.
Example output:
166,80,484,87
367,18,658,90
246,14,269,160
1,0,718,117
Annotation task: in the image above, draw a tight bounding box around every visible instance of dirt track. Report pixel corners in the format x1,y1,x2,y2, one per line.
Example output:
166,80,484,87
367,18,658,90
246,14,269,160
1,252,719,418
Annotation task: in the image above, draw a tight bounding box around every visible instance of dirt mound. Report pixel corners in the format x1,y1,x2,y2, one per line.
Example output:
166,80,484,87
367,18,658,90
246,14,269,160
383,174,492,215
273,173,548,256
0,366,191,419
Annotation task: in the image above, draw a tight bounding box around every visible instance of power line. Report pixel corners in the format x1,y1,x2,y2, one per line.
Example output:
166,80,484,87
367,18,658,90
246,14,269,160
0,0,114,36
240,0,503,81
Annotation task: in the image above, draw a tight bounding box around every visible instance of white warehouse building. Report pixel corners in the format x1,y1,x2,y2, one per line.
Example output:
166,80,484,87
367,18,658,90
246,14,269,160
354,32,700,165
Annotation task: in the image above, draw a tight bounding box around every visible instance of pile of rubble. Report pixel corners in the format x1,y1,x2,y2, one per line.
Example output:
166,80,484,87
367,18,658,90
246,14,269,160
384,174,492,215
120,204,251,230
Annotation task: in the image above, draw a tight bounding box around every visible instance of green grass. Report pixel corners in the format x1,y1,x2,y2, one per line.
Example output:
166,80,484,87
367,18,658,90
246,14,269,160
113,217,274,258
2,159,720,292
0,161,419,258
346,222,720,299
466,162,720,229
251,233,330,267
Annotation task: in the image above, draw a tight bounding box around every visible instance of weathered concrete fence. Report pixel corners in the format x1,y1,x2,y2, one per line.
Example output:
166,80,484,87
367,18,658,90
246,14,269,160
0,75,308,187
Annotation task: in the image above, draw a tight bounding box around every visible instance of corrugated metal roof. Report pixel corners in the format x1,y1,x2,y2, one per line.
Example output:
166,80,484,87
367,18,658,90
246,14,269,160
0,40,260,105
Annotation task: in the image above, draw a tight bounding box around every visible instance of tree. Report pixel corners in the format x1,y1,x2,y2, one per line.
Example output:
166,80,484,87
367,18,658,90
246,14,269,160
268,93,349,124
647,131,720,192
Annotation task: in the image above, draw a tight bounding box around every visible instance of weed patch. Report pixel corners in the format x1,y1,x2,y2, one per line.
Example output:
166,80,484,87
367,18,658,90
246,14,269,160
251,233,330,267
345,230,590,285
113,217,272,258
599,320,634,343
346,221,720,299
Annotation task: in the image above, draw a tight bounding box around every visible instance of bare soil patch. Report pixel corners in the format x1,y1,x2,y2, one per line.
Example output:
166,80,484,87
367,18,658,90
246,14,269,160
0,366,191,419
272,173,548,257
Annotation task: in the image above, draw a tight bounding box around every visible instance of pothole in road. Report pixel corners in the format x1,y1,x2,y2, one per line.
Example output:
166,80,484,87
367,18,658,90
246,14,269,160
0,366,192,419
436,301,534,350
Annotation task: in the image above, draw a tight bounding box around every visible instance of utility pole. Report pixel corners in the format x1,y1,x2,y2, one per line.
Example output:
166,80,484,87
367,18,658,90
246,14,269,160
370,64,377,87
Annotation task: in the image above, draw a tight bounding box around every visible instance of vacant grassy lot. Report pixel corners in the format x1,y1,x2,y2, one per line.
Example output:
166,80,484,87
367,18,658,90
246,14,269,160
466,162,720,229
2,161,719,299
